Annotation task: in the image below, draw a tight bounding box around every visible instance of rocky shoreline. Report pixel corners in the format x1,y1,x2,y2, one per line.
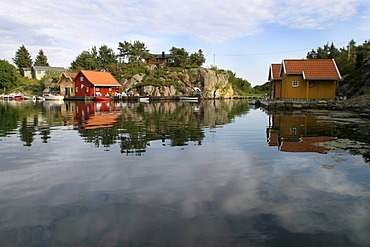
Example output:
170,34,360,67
257,95,370,114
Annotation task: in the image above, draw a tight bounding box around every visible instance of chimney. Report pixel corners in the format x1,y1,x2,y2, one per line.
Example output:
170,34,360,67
162,51,165,58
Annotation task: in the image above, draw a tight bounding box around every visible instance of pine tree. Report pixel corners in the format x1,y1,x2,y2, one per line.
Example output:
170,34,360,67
34,49,49,66
12,45,32,76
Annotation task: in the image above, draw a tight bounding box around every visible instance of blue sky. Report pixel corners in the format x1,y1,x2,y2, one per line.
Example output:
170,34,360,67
1,0,369,86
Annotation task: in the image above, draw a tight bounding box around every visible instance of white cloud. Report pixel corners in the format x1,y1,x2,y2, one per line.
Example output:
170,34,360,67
0,0,369,81
274,0,364,29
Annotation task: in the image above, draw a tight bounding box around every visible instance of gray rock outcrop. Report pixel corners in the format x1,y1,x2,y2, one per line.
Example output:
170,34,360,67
120,66,234,99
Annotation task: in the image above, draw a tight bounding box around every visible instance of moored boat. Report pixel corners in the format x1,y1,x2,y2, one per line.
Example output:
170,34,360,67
94,96,111,102
139,97,150,103
43,94,64,101
178,96,199,102
2,93,23,101
12,95,23,101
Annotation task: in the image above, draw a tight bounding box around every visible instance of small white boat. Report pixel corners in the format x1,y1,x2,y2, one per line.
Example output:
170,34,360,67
179,96,199,102
43,94,64,101
139,97,150,103
36,96,45,101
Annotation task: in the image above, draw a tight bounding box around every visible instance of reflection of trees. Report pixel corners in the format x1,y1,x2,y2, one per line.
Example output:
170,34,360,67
0,103,19,136
0,101,61,146
77,100,250,155
19,117,36,147
0,100,250,153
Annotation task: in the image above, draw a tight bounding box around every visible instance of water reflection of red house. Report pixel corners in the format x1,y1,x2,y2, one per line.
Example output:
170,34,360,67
74,102,121,130
280,136,333,153
267,114,334,154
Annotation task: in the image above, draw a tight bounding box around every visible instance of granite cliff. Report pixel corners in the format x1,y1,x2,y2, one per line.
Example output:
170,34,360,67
120,66,234,99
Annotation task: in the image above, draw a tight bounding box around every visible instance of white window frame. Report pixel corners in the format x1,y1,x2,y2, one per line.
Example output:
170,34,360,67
76,87,78,93
292,81,299,87
86,87,89,93
80,76,84,82
290,127,297,135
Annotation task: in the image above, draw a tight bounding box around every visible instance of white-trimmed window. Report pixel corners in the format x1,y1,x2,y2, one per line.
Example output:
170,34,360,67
80,76,84,82
86,87,89,93
96,87,100,91
292,81,299,87
290,127,297,135
76,87,78,93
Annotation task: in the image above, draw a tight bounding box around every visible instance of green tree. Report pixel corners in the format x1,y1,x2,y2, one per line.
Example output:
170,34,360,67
33,49,49,66
355,40,370,68
13,45,33,75
0,59,19,91
70,50,99,70
227,70,252,95
97,45,117,69
117,40,151,65
41,70,61,93
169,47,189,67
189,49,206,67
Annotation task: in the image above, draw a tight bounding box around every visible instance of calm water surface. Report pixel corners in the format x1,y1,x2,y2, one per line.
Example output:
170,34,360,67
0,100,369,247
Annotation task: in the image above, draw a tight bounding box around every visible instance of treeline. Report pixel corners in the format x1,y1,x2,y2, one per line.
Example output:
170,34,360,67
69,41,206,72
1,40,253,95
307,39,370,76
307,39,370,96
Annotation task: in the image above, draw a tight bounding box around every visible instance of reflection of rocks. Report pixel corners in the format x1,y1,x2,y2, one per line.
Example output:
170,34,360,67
319,138,370,155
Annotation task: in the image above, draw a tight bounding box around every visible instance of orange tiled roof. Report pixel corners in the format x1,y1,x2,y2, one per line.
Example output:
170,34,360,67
269,64,281,80
79,70,122,86
282,59,341,80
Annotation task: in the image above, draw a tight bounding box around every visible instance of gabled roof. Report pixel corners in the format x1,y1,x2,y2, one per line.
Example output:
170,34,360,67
268,64,282,81
281,59,341,80
23,66,65,71
62,72,78,79
33,66,65,71
78,70,121,87
58,72,78,84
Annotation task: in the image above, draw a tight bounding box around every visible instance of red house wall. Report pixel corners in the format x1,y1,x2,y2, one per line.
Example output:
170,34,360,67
74,73,120,97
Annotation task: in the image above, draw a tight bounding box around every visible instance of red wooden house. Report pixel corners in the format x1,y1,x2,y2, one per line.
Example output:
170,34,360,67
74,70,122,97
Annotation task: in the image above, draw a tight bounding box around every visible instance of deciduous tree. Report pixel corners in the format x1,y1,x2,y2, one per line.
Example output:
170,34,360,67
0,59,19,91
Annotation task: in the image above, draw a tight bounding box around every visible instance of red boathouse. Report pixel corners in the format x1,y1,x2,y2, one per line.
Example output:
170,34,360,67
74,70,122,97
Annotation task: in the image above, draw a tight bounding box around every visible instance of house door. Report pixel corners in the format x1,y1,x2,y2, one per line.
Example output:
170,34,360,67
65,88,70,96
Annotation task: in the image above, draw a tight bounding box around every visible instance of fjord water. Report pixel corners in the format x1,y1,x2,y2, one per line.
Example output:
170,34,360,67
0,100,369,247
